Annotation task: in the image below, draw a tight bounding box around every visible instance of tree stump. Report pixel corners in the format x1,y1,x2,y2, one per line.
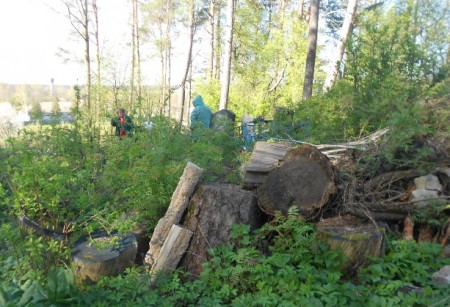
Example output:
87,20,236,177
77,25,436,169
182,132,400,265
257,144,337,218
72,232,137,284
316,215,386,270
179,184,266,279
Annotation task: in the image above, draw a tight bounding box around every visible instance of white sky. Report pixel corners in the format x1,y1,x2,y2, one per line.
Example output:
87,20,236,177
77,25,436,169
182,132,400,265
0,0,174,86
0,0,83,85
0,0,334,87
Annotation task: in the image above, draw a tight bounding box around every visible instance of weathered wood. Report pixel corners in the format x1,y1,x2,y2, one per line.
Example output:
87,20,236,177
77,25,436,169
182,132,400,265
316,215,386,270
243,132,390,188
179,184,266,279
343,207,408,221
150,225,193,282
243,142,295,187
145,162,204,268
257,145,336,217
364,169,419,191
72,232,137,284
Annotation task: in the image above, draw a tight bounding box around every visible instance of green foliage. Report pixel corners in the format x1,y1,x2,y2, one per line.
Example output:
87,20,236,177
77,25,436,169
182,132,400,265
0,1,448,305
359,240,450,304
4,124,100,234
0,267,77,307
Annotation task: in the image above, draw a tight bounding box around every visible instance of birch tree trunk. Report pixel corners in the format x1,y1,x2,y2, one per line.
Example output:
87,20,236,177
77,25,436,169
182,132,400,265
219,0,235,110
130,0,136,108
92,0,100,112
322,0,358,93
209,0,215,82
166,0,173,117
134,0,142,100
214,3,222,80
83,0,91,114
298,0,304,20
179,0,195,126
62,0,91,121
302,0,319,100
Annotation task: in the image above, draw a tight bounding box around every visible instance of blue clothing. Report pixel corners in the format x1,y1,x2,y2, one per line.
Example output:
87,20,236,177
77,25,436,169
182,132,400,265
190,96,212,129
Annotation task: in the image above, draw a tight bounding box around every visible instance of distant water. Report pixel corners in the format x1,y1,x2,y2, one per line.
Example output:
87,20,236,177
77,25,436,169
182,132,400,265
1,102,31,128
0,102,75,143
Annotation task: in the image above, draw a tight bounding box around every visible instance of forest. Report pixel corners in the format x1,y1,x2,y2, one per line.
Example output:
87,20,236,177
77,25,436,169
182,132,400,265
1,0,450,305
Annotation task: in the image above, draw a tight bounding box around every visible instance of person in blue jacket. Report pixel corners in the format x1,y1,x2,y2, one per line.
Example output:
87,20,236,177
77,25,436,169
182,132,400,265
190,95,212,130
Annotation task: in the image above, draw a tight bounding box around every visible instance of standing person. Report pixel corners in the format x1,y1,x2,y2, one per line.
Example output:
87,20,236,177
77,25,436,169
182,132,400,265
190,95,212,129
111,108,134,139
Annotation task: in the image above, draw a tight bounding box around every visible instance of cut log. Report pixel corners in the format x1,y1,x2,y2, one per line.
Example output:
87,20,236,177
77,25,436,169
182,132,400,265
145,162,204,268
243,141,295,188
72,232,137,284
179,184,266,279
257,144,337,218
316,215,386,270
150,225,193,282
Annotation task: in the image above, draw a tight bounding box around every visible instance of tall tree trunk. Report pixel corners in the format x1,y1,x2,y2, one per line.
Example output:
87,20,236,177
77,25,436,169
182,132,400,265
279,0,286,28
209,0,215,82
92,0,100,108
92,0,101,141
179,0,195,126
219,0,235,110
130,0,136,109
302,0,319,100
322,0,358,93
298,0,304,20
134,0,142,101
166,0,172,118
214,3,222,80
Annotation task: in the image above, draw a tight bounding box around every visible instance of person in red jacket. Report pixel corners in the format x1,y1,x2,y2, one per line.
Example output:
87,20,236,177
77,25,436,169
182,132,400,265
111,108,134,139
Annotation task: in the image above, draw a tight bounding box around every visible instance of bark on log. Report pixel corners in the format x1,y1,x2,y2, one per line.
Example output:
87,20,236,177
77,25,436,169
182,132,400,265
145,162,204,268
316,215,386,270
150,225,193,282
257,145,336,218
179,184,266,279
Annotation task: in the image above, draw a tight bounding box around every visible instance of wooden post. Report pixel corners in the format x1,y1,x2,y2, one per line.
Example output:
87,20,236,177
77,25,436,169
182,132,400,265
145,162,204,268
150,225,193,283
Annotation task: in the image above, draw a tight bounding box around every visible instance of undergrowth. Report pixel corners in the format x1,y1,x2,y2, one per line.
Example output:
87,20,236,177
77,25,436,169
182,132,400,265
3,209,448,306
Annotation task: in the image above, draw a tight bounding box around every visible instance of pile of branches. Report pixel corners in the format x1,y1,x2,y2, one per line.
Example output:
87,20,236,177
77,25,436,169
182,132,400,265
318,129,450,235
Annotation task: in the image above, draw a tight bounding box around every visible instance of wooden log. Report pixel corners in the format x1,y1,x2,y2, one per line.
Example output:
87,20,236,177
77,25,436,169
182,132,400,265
18,215,69,241
72,232,137,284
316,215,386,270
243,141,295,187
144,162,204,268
257,144,337,217
150,225,193,282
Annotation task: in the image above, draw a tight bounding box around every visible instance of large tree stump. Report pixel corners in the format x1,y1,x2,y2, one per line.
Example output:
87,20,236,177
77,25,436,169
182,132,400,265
145,162,204,268
257,144,337,218
316,215,386,270
179,184,266,279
